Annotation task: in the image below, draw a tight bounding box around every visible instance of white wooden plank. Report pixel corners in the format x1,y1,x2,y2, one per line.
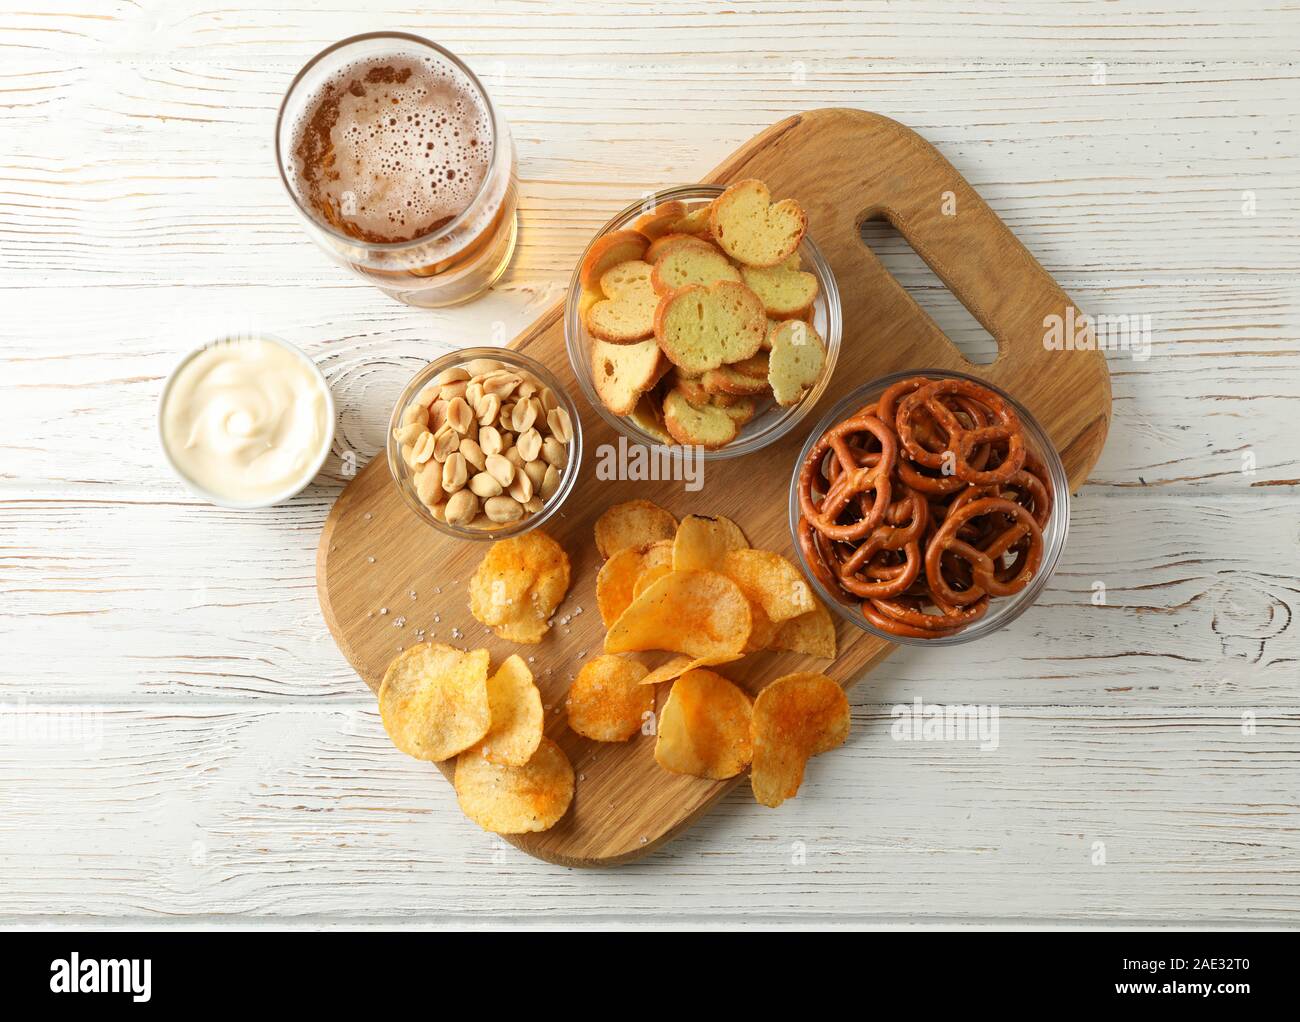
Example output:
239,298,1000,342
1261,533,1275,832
0,704,1296,923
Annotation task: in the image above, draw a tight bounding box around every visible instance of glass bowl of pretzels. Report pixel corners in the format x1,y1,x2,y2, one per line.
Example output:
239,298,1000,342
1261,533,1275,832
788,370,1070,644
565,183,842,459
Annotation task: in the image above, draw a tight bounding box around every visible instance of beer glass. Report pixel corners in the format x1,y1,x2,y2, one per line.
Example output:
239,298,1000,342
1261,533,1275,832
275,32,518,308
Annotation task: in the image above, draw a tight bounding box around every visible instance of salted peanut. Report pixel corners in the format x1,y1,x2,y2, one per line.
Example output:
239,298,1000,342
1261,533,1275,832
662,388,739,449
401,402,429,428
469,471,503,498
444,489,479,526
540,387,559,413
428,398,449,432
767,319,826,406
631,199,686,240
585,260,659,343
428,501,447,522
442,452,468,493
516,376,539,399
508,469,533,504
481,371,521,400
523,459,547,492
464,379,484,408
394,421,425,446
465,357,503,376
547,407,573,443
432,423,460,462
524,496,544,514
590,337,664,416
443,396,471,435
499,401,516,430
475,392,500,426
485,452,515,488
479,424,503,456
439,380,468,402
540,464,561,500
709,178,807,268
579,228,650,290
511,396,539,433
505,447,526,469
435,366,471,386
654,281,766,375
516,426,542,463
410,430,436,465
459,437,486,472
542,436,567,468
415,464,445,506
484,494,524,524
650,245,741,296
416,384,441,407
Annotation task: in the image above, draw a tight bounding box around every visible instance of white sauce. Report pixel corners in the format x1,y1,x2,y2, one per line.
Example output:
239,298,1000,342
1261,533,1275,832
161,338,331,504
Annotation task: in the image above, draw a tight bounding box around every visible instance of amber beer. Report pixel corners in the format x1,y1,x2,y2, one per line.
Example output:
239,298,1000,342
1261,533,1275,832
276,34,517,307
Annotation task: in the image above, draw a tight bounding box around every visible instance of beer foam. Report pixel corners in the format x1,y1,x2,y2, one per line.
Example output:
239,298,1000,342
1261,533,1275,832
291,54,494,244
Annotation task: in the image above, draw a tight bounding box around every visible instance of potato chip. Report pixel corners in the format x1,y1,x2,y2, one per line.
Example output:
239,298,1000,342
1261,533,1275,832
565,654,653,742
672,514,749,572
470,654,543,766
469,530,571,644
637,652,743,686
768,601,837,659
594,499,677,559
743,599,778,652
454,736,575,834
719,548,814,624
654,669,753,779
750,672,849,807
378,643,491,762
604,569,751,658
595,541,673,627
632,562,672,599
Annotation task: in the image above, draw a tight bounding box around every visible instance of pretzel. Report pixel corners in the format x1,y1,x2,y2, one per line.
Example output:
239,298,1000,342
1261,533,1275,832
797,375,1053,639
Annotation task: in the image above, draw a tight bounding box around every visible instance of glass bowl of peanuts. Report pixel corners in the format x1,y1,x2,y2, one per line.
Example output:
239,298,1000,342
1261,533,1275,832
387,347,582,539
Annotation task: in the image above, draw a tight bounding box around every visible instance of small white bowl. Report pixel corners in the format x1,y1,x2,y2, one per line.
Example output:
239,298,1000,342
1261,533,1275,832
158,333,336,509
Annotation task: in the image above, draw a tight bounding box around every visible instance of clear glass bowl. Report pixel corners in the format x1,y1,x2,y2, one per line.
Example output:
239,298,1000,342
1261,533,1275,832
564,184,842,460
787,369,1071,645
386,347,583,540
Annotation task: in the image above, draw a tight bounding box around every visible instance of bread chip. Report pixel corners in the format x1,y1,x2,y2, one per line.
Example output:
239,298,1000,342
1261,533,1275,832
565,654,653,742
580,228,649,289
638,652,744,686
654,668,753,779
470,654,544,766
654,281,766,375
591,337,664,416
751,673,849,807
604,568,752,658
769,601,837,659
594,499,677,559
455,736,575,834
701,363,770,397
669,201,714,236
378,643,491,762
767,319,826,406
662,387,739,449
646,232,715,264
719,548,815,624
632,200,687,240
585,259,658,342
469,531,571,644
741,262,819,318
673,514,749,572
596,540,672,627
709,178,807,268
628,393,673,444
716,395,756,427
651,245,742,295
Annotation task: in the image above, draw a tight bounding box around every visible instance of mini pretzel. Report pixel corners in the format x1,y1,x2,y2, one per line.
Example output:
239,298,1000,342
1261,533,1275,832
798,375,1053,639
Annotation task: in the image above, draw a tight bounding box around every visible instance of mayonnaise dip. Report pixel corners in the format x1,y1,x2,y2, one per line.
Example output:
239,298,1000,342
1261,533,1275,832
161,337,333,505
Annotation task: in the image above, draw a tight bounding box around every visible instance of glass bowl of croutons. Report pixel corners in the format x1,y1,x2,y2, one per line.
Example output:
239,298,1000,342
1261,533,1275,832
565,182,842,460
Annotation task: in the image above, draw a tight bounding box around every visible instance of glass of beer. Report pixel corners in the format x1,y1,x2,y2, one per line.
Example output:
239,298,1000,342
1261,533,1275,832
275,32,518,308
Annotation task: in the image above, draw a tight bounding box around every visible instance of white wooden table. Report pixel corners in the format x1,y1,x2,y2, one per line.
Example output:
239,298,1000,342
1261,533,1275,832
2,0,1298,928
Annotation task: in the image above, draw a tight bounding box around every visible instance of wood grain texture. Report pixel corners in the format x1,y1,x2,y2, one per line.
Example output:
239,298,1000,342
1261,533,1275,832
2,0,1297,922
317,109,1110,865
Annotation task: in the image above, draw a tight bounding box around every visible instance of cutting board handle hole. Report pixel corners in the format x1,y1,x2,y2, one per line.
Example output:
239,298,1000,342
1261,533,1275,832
859,217,999,366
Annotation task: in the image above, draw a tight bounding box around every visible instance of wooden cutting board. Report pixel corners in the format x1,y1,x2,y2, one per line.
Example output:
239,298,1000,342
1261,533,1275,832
317,108,1111,867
